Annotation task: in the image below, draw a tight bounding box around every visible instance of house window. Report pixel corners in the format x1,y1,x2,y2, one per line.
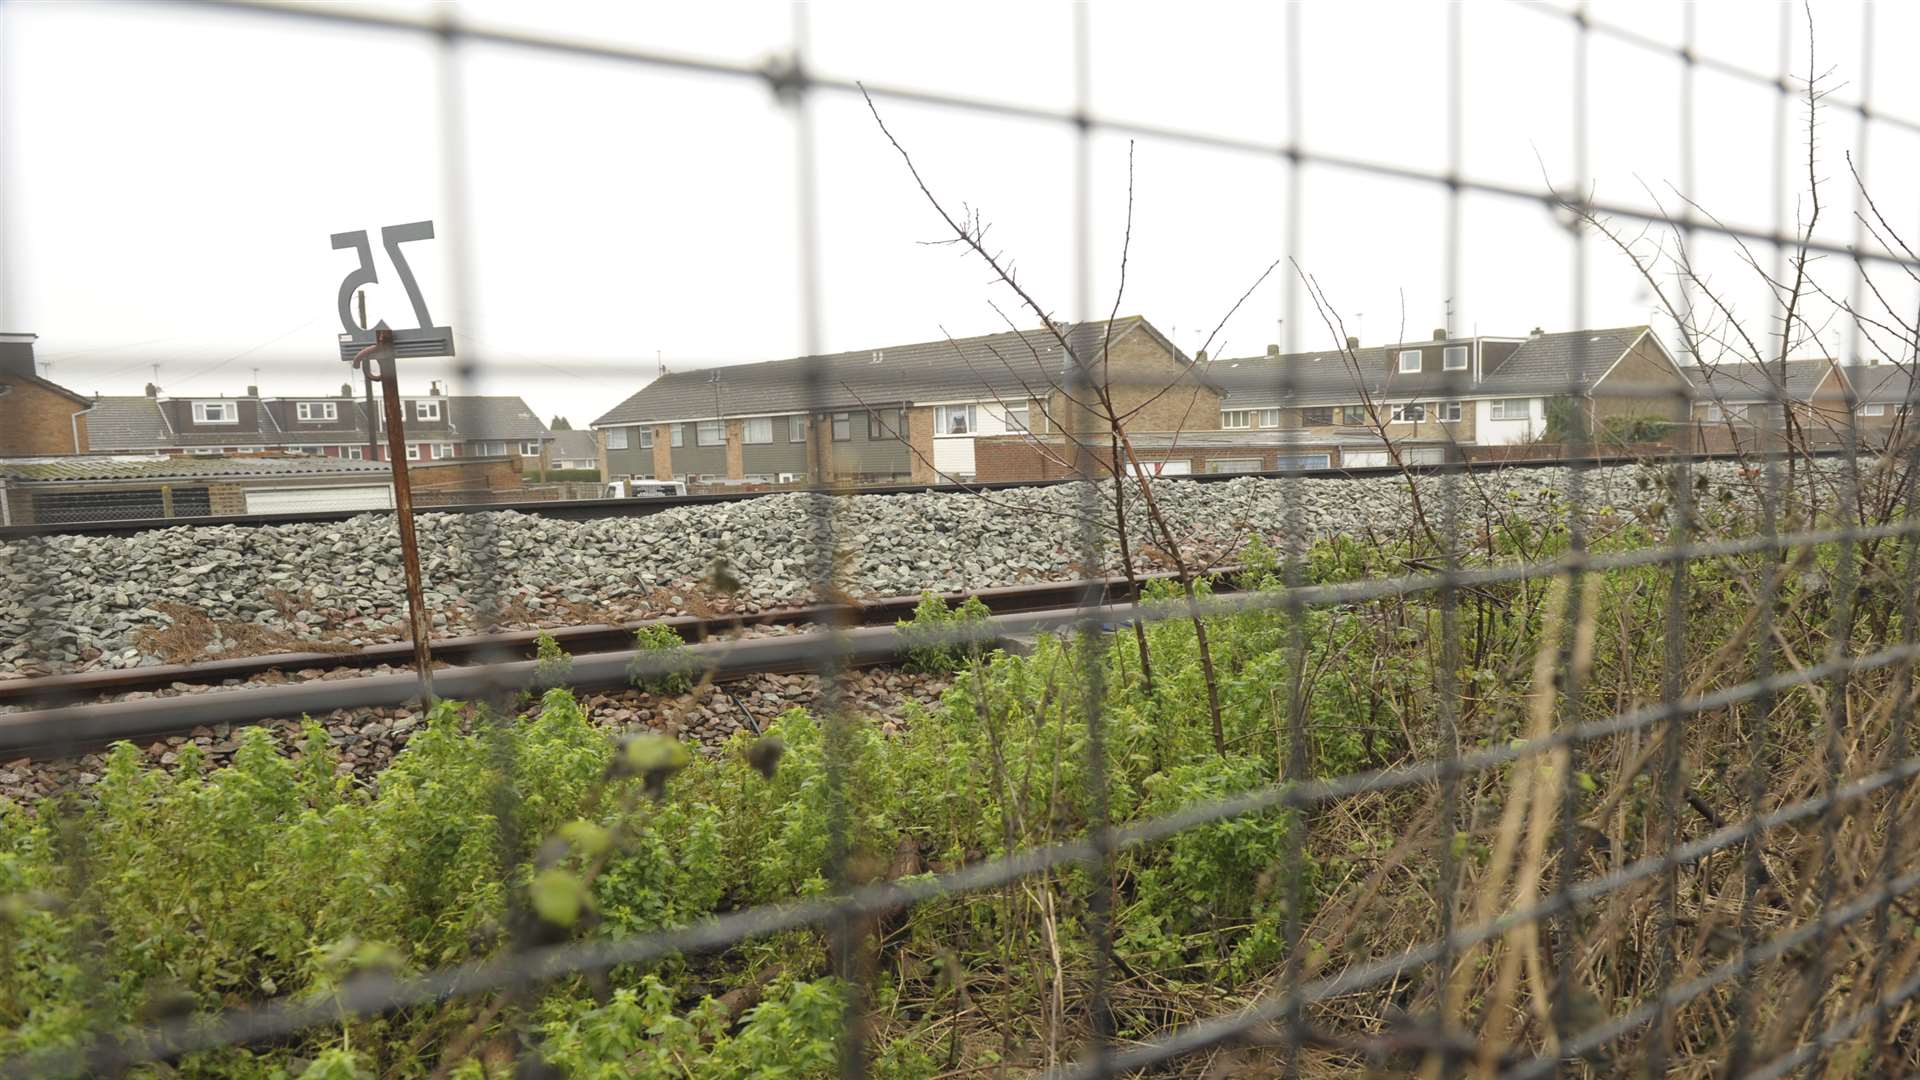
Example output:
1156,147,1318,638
1341,405,1370,425
236,446,265,453
696,421,725,446
1703,402,1724,422
521,441,541,456
1398,350,1421,373
190,446,223,455
935,404,977,435
1207,458,1264,474
414,400,441,421
296,401,338,421
640,427,654,449
790,415,809,442
1861,403,1888,417
1437,401,1462,422
831,413,851,441
1257,408,1282,428
432,443,455,459
1005,403,1030,431
606,427,628,450
405,444,421,460
1302,407,1334,426
744,417,774,444
670,425,683,447
1221,410,1251,429
1443,346,1469,371
193,401,237,423
345,446,363,460
1488,398,1531,420
1390,403,1426,423
1274,453,1332,471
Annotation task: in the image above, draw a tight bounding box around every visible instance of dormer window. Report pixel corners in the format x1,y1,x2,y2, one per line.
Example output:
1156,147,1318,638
1443,345,1469,371
415,400,441,421
193,401,237,423
296,401,337,422
1398,350,1421,373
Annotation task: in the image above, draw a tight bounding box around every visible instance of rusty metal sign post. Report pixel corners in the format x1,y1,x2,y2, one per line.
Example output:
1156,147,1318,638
350,326,435,700
332,220,455,702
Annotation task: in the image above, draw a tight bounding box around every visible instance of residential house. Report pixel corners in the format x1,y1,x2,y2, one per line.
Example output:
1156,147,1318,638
546,430,600,471
591,317,1217,485
1205,325,1693,464
0,333,93,455
83,382,551,463
1687,356,1915,452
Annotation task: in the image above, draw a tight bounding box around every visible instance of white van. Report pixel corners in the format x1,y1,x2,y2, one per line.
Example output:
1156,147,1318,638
604,479,688,499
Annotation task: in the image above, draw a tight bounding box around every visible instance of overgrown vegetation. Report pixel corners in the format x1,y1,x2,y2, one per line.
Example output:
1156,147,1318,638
895,591,992,673
5,474,1917,1076
627,623,696,695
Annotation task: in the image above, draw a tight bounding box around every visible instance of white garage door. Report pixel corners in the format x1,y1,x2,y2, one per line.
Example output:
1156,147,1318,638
1343,448,1444,469
1129,459,1191,477
245,485,395,514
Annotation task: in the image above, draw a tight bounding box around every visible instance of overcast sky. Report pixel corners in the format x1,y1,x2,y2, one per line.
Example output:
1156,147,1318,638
5,0,1920,428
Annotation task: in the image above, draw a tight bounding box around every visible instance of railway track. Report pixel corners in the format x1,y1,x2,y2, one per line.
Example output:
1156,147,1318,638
0,569,1240,758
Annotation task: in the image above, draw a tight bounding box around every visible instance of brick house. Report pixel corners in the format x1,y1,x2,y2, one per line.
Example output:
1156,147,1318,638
1202,325,1693,464
591,317,1221,485
0,333,93,456
1687,357,1915,453
83,382,551,464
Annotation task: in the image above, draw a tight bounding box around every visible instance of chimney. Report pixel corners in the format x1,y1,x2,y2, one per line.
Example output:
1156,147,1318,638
1433,328,1447,341
1266,344,1280,358
0,334,34,379
245,385,259,397
1530,326,1544,337
144,382,160,397
1345,335,1360,351
340,382,353,396
429,379,443,396
1196,349,1208,363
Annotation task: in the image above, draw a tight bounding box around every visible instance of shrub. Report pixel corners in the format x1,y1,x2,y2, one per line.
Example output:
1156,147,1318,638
627,623,697,694
896,591,993,673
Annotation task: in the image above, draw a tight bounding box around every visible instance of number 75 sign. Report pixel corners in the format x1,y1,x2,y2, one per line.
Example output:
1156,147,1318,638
332,220,456,361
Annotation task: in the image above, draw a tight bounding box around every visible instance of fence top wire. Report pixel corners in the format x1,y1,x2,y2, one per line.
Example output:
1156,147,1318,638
13,1,1920,1077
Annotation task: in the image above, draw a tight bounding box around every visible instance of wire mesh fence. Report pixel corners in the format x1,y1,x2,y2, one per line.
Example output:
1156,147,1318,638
5,1,1920,1077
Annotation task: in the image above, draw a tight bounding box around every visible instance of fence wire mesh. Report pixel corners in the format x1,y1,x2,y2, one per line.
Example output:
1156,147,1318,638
6,1,1920,1077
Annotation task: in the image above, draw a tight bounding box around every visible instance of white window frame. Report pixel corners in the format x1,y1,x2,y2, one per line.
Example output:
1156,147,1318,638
1488,398,1531,420
345,446,364,460
1703,402,1724,422
1398,350,1422,373
1390,403,1427,423
189,446,224,455
296,401,338,421
743,417,774,444
670,424,684,447
696,420,725,446
639,427,653,449
1437,401,1462,422
1221,410,1251,429
789,415,808,442
1005,403,1030,431
431,443,455,459
831,413,851,441
193,401,238,424
414,400,441,421
1257,408,1282,428
521,441,541,456
405,444,421,460
606,427,628,450
1207,458,1265,474
236,445,265,453
934,404,977,435
1860,403,1888,417
1443,345,1469,371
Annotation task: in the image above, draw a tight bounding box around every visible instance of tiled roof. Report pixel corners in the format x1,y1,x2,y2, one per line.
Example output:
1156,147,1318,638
1209,327,1666,409
590,317,1194,428
1839,362,1918,405
1690,359,1836,403
80,394,547,450
0,455,392,483
84,397,175,451
549,429,597,460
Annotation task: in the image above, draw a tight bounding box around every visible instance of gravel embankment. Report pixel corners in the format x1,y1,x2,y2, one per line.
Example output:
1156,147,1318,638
0,462,1741,675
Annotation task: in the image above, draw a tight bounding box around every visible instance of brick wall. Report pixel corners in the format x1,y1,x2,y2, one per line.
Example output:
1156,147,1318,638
724,419,745,479
652,425,674,479
906,406,936,483
0,376,89,456
408,456,523,492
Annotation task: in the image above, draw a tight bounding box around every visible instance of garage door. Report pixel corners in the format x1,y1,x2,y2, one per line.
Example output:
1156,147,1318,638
1128,459,1191,477
245,485,395,515
1342,449,1444,469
